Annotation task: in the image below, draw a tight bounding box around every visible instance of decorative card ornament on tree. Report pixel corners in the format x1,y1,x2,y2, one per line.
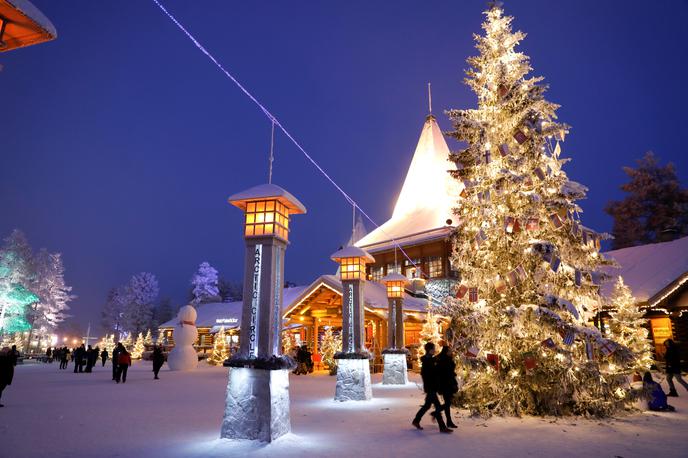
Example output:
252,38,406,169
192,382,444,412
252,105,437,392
533,167,546,180
506,269,519,287
484,150,492,164
456,284,469,299
553,141,561,157
498,84,509,98
499,143,510,157
515,265,527,282
549,213,564,229
469,287,479,303
574,269,582,287
525,218,540,231
523,352,537,371
513,129,528,144
599,340,617,357
474,229,488,248
550,256,561,273
494,277,507,294
560,329,575,346
504,216,521,234
465,345,480,358
585,338,594,361
486,353,500,371
570,221,581,237
541,338,556,349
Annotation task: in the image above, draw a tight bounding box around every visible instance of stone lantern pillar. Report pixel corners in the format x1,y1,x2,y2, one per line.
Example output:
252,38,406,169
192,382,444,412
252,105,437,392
330,246,375,401
221,183,306,442
381,273,409,385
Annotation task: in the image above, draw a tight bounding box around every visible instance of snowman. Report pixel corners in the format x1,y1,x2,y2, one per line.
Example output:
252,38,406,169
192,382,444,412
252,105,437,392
167,305,199,371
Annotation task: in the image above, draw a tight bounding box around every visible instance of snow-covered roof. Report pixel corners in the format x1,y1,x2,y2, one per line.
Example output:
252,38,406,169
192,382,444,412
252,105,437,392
355,115,461,252
0,0,57,52
601,235,688,305
283,274,430,318
158,286,307,329
227,183,307,214
330,245,375,263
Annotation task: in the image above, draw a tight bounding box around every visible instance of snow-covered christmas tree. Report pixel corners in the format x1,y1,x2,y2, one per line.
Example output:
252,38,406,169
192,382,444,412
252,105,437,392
417,307,442,365
442,3,635,417
131,332,145,359
191,262,220,304
320,327,342,375
608,277,653,373
120,333,133,351
144,329,153,346
208,326,229,366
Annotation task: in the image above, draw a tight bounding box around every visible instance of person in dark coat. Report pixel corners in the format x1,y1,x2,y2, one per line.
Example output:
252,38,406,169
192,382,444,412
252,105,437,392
112,344,121,381
664,339,688,396
101,349,108,367
152,345,165,380
73,345,83,373
0,347,15,407
9,345,19,366
412,342,451,433
84,345,94,373
436,345,459,428
643,372,675,411
60,347,70,370
115,348,131,384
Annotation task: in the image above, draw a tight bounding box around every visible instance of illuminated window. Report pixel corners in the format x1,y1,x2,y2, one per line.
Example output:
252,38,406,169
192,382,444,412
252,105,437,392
370,265,384,282
244,199,290,241
427,256,443,278
340,257,367,281
387,263,401,275
404,259,421,280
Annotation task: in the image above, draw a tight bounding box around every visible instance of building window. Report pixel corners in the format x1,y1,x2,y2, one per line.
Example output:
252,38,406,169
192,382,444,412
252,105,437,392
427,256,443,278
369,265,384,282
404,258,421,280
244,199,290,240
386,263,401,275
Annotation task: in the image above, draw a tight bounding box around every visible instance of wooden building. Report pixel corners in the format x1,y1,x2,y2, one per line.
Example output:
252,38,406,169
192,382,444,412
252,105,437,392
602,235,688,365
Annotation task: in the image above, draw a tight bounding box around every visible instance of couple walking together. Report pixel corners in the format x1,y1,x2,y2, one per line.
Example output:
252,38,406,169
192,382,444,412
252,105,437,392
413,341,459,433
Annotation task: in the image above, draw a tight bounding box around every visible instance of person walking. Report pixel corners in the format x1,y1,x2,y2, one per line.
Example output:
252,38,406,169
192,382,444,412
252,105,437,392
152,345,164,380
664,339,688,396
112,343,121,381
0,347,15,407
84,345,94,373
115,347,131,384
61,347,70,370
412,342,451,433
9,345,19,366
101,349,108,367
436,344,459,429
46,347,53,363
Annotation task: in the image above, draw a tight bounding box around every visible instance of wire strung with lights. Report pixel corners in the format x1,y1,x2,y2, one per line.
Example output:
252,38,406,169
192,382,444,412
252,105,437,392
150,0,426,276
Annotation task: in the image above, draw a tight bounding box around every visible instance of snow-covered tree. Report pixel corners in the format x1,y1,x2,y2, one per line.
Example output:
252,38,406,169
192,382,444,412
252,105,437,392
156,330,167,346
97,334,116,353
218,278,242,302
151,297,174,328
605,152,688,249
442,3,635,417
29,250,73,339
0,230,35,335
101,287,128,337
191,262,220,304
144,329,153,346
417,308,442,365
120,333,133,350
208,326,229,366
282,330,296,355
131,332,145,359
608,277,653,373
122,272,159,336
320,327,342,375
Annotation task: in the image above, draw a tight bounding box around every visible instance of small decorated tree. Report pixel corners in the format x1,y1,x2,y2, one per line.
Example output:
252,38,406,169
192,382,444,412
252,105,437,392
282,330,296,355
131,332,145,359
156,330,166,346
608,277,653,373
208,326,229,366
417,308,442,365
144,329,153,346
120,333,132,350
320,327,342,375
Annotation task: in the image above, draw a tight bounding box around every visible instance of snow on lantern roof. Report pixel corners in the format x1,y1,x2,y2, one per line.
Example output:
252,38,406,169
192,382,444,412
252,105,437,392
381,272,408,284
227,183,306,214
355,115,461,252
0,0,57,52
601,235,688,306
330,245,375,263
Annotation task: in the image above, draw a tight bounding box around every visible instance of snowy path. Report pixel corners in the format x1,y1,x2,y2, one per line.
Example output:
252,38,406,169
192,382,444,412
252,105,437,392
0,362,685,457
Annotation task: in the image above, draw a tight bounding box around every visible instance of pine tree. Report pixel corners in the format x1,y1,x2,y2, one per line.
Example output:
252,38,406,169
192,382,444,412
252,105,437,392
144,329,153,345
191,262,220,304
417,308,442,365
120,333,133,351
320,327,342,375
443,3,636,417
608,277,653,373
605,152,688,249
122,272,159,336
131,332,145,359
101,287,128,337
208,326,229,366
0,230,36,335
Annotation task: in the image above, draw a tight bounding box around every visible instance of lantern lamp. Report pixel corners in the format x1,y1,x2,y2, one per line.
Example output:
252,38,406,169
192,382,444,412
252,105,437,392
331,246,375,281
382,272,408,298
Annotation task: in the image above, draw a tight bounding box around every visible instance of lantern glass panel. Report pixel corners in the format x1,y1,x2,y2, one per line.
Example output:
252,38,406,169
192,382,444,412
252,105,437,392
243,199,291,241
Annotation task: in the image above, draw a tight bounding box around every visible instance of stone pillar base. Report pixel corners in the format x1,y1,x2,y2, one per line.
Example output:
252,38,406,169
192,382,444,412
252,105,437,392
220,367,291,442
334,358,372,401
382,353,408,385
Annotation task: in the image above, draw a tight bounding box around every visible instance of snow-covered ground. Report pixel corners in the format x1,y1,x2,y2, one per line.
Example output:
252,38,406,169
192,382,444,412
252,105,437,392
0,361,685,457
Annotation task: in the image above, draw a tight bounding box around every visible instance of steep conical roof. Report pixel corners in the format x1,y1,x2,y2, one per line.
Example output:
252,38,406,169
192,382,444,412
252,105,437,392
355,115,461,251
